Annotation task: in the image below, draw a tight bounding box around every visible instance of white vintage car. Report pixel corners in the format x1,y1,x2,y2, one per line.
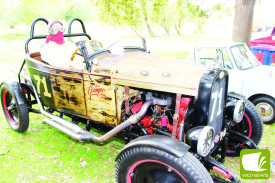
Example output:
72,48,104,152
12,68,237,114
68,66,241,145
188,42,275,124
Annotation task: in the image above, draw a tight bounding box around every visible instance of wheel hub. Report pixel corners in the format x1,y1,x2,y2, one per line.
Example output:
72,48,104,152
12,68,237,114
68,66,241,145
7,104,16,111
134,163,184,183
3,91,19,125
256,102,274,121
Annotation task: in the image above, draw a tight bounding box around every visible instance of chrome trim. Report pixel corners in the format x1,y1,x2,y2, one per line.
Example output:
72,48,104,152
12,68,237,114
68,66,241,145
197,126,214,157
233,100,245,123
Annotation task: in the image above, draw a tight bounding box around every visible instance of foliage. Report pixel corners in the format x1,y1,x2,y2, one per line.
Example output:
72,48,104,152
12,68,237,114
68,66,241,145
61,1,94,22
0,0,234,37
96,0,145,37
151,0,171,35
0,0,25,27
0,0,94,27
210,3,233,20
96,0,212,36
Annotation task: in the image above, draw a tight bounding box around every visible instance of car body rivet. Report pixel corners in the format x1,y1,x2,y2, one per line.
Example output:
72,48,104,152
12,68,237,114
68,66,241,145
129,173,134,177
168,167,172,172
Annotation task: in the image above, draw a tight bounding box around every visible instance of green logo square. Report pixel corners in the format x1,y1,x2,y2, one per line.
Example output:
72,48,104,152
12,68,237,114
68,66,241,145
240,149,270,179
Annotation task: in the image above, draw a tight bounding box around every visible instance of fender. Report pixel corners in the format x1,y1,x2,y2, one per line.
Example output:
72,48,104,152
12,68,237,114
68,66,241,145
1,81,27,106
227,92,246,100
115,135,190,161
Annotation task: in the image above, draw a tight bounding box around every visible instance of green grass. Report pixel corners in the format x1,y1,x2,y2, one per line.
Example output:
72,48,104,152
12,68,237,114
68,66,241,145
0,36,274,183
0,111,124,182
0,33,28,42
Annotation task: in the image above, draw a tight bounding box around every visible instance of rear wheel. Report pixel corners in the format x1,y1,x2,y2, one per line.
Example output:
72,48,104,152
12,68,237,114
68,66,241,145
20,83,36,108
0,82,29,133
252,96,275,124
226,96,263,156
116,147,213,183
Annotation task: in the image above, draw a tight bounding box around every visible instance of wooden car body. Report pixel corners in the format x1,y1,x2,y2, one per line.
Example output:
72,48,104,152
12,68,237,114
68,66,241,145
26,49,207,126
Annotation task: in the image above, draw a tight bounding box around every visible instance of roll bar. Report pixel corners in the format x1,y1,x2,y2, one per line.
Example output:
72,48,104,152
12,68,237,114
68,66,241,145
25,17,91,53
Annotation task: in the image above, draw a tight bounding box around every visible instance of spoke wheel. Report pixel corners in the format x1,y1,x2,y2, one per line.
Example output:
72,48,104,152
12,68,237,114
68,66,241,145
0,82,29,132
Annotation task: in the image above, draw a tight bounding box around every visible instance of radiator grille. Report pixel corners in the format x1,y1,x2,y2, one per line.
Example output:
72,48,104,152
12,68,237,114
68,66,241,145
208,75,226,136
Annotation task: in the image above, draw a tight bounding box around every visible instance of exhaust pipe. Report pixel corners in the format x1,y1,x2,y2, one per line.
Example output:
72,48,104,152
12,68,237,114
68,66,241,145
43,118,83,140
42,99,155,143
31,81,155,143
80,99,155,143
31,82,85,134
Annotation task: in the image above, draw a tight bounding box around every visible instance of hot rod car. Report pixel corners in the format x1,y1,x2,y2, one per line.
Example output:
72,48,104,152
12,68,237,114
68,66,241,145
0,18,263,183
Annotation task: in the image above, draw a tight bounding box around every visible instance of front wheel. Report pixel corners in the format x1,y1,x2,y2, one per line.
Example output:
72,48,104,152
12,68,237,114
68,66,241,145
0,82,29,133
116,147,213,183
252,96,275,124
226,96,263,156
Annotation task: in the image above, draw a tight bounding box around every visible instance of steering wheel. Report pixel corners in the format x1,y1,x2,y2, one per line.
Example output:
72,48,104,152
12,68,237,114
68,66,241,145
73,40,104,72
70,47,80,61
86,40,103,48
85,40,103,54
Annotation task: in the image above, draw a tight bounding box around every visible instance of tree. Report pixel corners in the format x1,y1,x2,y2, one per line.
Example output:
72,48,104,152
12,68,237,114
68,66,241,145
232,0,256,45
139,0,155,37
151,0,171,36
96,0,155,37
174,0,209,35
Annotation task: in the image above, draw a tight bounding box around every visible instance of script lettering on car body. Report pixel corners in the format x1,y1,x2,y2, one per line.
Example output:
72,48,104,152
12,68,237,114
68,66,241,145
88,84,108,100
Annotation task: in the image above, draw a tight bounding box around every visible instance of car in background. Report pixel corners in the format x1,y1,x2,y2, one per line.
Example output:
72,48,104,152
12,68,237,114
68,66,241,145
251,26,275,40
188,42,275,124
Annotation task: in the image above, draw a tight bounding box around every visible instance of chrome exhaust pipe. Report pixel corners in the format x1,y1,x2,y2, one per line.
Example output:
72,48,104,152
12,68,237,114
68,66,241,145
43,118,82,140
43,99,155,143
31,82,85,134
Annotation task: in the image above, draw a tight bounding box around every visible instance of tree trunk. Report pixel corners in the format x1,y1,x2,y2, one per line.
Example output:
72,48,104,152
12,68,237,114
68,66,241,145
162,18,170,36
144,15,154,37
232,0,256,45
131,27,143,38
175,18,182,36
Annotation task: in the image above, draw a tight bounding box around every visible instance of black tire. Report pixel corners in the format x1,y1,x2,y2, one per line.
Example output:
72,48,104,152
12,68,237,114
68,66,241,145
251,96,275,124
226,96,263,157
0,82,29,133
20,83,37,108
116,147,213,183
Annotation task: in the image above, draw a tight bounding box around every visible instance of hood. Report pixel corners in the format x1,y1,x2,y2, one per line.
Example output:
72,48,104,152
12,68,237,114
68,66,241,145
102,51,208,97
246,65,275,79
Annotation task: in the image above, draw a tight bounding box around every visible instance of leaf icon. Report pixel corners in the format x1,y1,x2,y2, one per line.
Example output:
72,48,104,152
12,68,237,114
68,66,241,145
259,155,267,171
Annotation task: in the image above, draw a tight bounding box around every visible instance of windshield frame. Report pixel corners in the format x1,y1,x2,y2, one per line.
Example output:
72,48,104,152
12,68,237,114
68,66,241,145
230,44,261,70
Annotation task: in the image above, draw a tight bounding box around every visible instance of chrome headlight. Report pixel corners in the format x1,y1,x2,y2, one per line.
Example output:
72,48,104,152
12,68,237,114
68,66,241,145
186,126,214,157
226,99,245,123
233,100,245,123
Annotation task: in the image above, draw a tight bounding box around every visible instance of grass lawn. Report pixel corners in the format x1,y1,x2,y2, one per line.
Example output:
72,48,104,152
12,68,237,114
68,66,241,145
0,36,274,183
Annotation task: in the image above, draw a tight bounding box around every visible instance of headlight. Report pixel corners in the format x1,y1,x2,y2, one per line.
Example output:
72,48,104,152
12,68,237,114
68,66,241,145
226,99,245,123
233,100,245,123
186,126,214,157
